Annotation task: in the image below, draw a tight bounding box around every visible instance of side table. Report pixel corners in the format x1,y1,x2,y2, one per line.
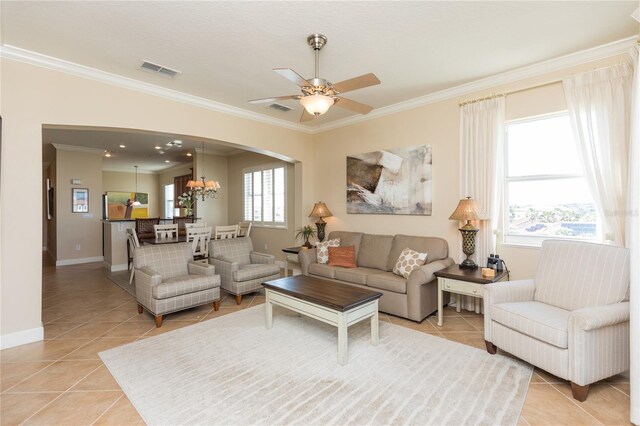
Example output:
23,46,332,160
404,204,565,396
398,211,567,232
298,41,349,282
282,246,302,277
434,265,509,326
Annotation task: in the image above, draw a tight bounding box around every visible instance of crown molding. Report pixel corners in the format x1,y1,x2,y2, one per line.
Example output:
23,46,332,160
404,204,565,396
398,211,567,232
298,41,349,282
312,36,637,133
0,45,312,134
51,143,105,154
2,37,636,136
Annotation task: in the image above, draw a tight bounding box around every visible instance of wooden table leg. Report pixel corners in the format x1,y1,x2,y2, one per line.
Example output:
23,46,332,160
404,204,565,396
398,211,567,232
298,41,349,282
337,313,348,366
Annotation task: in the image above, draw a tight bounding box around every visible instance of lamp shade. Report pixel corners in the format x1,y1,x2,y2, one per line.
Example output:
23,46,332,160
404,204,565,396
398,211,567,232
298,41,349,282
449,197,479,221
300,94,334,116
309,202,333,218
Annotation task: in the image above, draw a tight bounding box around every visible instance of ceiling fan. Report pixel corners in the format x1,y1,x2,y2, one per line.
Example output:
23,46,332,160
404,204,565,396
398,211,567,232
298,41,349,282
249,34,381,122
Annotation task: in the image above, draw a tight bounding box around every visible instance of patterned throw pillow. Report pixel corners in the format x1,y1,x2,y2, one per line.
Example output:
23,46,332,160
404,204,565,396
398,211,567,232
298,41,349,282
328,246,357,268
315,238,340,264
393,247,428,278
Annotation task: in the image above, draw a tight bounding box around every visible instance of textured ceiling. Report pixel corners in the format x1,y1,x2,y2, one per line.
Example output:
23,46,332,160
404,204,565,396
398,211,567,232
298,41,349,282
3,1,638,128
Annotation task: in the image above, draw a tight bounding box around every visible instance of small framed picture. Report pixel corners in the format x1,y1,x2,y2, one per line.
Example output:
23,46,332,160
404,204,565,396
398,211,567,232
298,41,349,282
72,188,89,213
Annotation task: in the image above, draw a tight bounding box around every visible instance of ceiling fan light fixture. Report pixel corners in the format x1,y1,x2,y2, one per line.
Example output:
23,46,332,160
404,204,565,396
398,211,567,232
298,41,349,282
300,94,334,116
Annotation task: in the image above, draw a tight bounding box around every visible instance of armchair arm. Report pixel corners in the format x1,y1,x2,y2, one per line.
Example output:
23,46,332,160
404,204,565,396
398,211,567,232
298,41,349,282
188,261,216,276
210,257,239,287
407,258,455,288
135,267,163,286
250,252,275,264
298,248,317,275
570,302,630,332
483,279,535,343
134,266,162,309
569,302,630,385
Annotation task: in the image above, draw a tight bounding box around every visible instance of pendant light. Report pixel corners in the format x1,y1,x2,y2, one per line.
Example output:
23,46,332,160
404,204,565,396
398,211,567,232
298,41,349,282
129,165,141,206
186,142,221,201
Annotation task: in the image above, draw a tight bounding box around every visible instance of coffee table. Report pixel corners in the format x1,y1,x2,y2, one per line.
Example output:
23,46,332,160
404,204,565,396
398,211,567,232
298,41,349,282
262,275,383,366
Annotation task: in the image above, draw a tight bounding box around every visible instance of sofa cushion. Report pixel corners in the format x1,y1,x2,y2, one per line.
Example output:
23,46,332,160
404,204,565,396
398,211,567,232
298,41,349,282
233,263,280,282
367,272,407,294
393,247,428,278
334,267,381,285
357,234,394,270
491,301,570,349
308,263,337,279
328,231,364,258
209,237,252,266
315,238,340,264
328,246,357,268
387,235,449,270
152,275,216,300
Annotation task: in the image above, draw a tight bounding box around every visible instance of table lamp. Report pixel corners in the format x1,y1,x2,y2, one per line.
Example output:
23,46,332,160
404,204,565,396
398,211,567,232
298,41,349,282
309,202,333,242
449,197,480,269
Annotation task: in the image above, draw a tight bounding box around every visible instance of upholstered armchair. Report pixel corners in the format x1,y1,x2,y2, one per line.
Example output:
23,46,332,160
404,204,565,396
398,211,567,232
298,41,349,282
134,242,221,327
208,237,280,304
483,240,630,401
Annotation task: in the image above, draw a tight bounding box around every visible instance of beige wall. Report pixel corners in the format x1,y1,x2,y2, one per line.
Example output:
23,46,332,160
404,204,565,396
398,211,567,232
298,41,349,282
193,152,229,227
227,152,296,260
0,58,314,341
54,148,103,263
103,170,162,217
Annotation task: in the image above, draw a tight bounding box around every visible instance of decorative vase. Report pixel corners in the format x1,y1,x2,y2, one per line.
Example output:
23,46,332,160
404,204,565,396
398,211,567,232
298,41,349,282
303,238,312,248
186,207,194,217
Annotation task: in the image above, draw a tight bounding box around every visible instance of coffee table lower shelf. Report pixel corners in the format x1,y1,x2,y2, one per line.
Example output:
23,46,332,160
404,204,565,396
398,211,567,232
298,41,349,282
264,289,379,366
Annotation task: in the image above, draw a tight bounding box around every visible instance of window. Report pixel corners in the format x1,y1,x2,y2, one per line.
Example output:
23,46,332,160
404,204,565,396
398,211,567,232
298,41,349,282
504,113,599,246
243,165,286,227
164,184,174,218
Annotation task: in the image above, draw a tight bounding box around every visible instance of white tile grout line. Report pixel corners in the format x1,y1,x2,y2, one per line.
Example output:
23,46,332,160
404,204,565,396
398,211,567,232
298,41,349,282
90,392,125,426
547,382,606,425
608,382,631,397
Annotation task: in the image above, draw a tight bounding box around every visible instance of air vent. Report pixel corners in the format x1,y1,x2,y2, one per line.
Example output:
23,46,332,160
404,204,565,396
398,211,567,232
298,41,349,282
139,61,181,78
267,103,293,112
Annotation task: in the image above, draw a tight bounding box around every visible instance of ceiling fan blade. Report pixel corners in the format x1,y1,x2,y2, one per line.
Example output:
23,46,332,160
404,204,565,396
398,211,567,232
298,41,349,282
331,73,380,94
248,95,301,104
334,97,374,115
299,109,315,122
274,68,313,87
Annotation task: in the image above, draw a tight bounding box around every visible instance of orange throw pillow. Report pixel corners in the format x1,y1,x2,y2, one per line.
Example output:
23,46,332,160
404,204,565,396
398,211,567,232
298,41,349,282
328,246,357,268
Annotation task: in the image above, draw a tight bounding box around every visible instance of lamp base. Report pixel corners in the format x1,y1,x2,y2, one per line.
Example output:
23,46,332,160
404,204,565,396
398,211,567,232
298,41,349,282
459,258,478,269
316,221,327,242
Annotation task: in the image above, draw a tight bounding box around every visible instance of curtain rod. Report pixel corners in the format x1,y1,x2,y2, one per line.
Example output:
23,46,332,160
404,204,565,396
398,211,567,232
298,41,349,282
458,80,560,107
458,58,633,107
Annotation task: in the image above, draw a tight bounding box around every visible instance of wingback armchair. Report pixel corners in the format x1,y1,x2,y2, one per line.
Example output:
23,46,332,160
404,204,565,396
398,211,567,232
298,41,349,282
134,242,221,327
208,237,280,304
483,240,630,401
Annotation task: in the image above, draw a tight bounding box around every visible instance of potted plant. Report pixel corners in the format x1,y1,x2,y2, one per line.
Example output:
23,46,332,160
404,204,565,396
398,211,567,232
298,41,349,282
295,225,316,248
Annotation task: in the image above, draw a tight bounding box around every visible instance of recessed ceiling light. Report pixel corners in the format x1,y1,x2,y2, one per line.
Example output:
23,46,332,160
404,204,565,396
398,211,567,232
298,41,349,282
165,160,170,163
119,144,126,148
104,152,112,157
155,146,161,150
186,153,192,157
159,150,165,154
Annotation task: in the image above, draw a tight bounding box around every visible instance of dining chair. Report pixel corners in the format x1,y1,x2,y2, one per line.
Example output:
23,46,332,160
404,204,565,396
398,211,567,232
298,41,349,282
187,226,212,262
125,228,140,284
173,216,195,236
135,217,160,239
154,224,179,239
238,221,252,237
215,224,238,239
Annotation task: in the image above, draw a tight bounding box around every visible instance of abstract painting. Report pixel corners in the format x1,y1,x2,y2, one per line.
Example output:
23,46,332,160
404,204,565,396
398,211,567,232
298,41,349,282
347,144,432,215
106,191,149,219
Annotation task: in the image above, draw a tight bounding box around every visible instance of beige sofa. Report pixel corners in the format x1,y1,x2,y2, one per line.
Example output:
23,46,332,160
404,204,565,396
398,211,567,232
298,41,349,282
298,231,454,322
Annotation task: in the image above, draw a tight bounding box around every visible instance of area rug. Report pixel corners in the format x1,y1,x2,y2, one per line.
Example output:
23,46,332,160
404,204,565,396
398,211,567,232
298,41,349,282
100,306,532,425
107,271,135,297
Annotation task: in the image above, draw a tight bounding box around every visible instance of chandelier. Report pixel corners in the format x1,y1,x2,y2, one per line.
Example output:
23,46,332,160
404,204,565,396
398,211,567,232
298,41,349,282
187,142,221,201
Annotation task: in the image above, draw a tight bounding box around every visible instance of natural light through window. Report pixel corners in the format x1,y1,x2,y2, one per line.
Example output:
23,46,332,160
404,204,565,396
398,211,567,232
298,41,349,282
243,165,286,227
504,113,599,245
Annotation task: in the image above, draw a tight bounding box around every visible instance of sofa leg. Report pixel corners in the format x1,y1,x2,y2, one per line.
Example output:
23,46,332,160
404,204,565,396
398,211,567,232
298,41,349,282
154,315,163,328
485,340,497,354
213,300,220,311
235,295,242,305
571,382,589,402
137,304,143,314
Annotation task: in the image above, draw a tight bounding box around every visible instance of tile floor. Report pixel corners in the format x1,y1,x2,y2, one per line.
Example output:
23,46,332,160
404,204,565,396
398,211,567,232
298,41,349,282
0,259,631,425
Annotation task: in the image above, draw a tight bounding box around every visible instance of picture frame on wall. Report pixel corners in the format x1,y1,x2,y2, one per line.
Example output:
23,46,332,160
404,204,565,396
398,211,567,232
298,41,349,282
72,188,89,213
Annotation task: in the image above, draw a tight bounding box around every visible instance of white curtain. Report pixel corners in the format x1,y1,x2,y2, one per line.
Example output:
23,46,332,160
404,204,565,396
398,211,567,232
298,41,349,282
458,97,505,310
627,45,639,426
563,62,634,246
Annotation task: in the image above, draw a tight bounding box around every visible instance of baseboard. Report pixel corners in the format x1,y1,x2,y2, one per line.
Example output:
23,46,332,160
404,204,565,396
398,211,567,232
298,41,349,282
56,256,104,266
103,261,128,272
0,325,44,350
